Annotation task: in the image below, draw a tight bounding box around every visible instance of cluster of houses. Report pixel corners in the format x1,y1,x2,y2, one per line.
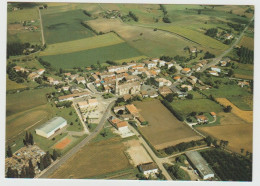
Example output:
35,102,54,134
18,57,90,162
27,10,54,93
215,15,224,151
5,145,46,176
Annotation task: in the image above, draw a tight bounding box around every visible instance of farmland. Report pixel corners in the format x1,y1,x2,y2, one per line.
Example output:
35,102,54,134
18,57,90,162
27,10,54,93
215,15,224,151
8,7,39,24
134,100,202,150
41,42,143,69
40,33,124,56
49,137,133,179
170,98,223,118
41,9,95,44
239,35,254,50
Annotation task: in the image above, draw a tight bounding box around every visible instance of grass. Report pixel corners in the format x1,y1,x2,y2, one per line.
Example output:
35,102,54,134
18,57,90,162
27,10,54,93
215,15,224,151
88,123,98,132
40,32,124,56
239,35,254,50
6,76,27,91
7,30,42,45
115,55,148,63
170,98,223,117
41,42,143,69
91,126,119,143
6,87,55,116
8,7,39,24
41,9,95,44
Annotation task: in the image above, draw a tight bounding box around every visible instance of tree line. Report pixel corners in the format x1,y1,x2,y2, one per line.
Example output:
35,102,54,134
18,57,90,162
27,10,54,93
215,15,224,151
236,46,254,64
128,11,139,22
205,28,218,37
160,4,171,23
7,62,29,83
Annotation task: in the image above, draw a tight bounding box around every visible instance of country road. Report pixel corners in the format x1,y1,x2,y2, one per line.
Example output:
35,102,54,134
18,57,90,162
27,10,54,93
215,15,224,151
72,103,90,134
37,100,115,178
38,8,45,46
200,16,254,72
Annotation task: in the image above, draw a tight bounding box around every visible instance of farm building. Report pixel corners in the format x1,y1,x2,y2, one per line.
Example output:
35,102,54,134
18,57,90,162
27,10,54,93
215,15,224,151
196,115,208,124
185,151,214,180
35,117,67,138
181,68,191,74
158,86,172,97
138,162,159,177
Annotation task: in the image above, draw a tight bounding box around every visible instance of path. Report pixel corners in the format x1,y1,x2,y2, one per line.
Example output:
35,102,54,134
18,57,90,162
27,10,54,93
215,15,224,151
37,100,115,178
72,103,90,134
38,8,45,46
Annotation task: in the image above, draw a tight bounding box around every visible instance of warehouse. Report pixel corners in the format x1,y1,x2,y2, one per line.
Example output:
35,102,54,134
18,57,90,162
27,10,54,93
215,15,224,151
185,151,214,180
35,117,67,138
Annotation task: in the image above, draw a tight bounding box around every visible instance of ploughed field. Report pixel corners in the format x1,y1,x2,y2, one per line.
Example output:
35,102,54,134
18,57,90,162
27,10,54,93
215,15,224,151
134,100,202,150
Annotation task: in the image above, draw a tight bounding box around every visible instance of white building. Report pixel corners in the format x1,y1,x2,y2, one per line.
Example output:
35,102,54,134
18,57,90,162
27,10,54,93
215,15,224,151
211,66,221,73
35,117,67,138
209,71,219,76
158,60,166,67
138,162,159,177
144,61,157,69
155,78,172,87
166,62,174,69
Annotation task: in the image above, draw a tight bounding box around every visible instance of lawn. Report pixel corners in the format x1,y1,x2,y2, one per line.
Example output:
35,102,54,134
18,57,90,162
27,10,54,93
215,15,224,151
49,137,133,179
134,100,202,150
41,42,143,69
6,87,55,116
170,98,223,117
40,32,124,56
41,9,95,44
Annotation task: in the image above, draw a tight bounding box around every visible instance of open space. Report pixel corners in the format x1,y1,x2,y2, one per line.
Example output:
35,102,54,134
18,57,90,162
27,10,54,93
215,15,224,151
134,100,202,150
49,137,132,179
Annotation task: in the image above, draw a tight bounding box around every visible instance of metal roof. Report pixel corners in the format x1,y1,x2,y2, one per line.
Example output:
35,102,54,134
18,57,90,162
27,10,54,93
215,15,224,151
185,151,214,177
36,117,66,134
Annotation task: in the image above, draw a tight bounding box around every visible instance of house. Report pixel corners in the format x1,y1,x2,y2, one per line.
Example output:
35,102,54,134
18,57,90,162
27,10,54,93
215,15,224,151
224,33,233,40
76,77,86,84
193,65,201,72
151,58,159,63
181,84,193,91
115,81,141,96
144,60,157,69
155,78,172,87
125,104,139,117
28,72,40,81
173,76,181,82
70,85,79,93
64,72,71,77
37,69,45,75
127,62,137,68
62,86,70,91
209,71,219,76
123,94,132,101
141,90,149,98
114,121,129,133
47,77,59,85
13,66,28,73
132,64,145,70
196,115,208,124
238,81,249,87
88,99,98,107
211,66,221,73
220,60,227,67
58,92,90,102
158,86,172,97
148,91,158,98
190,46,197,53
188,76,197,85
138,162,159,177
166,62,174,69
70,74,79,80
77,101,89,110
113,106,126,114
181,68,191,74
35,117,67,138
91,74,100,81
210,112,216,117
158,60,166,67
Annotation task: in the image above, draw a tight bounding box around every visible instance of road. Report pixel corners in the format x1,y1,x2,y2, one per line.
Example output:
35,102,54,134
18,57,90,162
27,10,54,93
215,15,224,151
38,8,45,46
200,16,254,72
37,100,115,178
72,102,90,134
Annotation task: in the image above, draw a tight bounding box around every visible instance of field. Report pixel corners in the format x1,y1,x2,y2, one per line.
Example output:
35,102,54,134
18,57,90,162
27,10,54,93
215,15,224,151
8,8,39,24
87,18,198,57
134,100,202,150
170,98,223,117
198,123,252,154
41,9,95,44
115,55,148,63
49,137,133,179
41,42,143,69
6,76,27,91
234,62,254,80
239,35,254,50
39,32,124,56
215,98,253,123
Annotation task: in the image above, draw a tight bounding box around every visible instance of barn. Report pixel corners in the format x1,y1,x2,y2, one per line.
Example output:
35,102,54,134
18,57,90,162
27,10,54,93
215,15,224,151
35,117,67,138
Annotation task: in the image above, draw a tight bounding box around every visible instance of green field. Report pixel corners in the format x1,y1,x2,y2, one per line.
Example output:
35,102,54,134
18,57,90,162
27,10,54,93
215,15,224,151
41,42,143,69
170,98,223,117
8,8,39,24
41,9,95,44
40,33,124,56
6,87,54,116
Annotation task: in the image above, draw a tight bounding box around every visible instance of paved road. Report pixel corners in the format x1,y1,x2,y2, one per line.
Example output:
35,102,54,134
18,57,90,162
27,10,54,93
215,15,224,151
200,16,254,72
37,100,115,178
128,125,173,180
38,8,45,46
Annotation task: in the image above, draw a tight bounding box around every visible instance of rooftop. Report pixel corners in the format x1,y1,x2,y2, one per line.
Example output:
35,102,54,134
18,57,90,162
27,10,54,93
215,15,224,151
139,162,158,171
36,117,66,134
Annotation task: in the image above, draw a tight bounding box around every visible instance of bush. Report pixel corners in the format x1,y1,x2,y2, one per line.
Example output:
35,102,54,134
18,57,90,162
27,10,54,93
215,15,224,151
161,99,184,121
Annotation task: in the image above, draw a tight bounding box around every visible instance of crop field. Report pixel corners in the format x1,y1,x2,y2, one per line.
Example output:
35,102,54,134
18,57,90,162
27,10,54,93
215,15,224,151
41,9,95,44
49,137,132,179
170,98,223,117
6,87,54,116
40,33,124,56
234,63,254,80
8,8,39,24
197,123,252,154
87,18,198,57
239,35,254,50
115,55,148,63
41,42,143,69
6,76,27,91
215,98,253,123
134,100,202,150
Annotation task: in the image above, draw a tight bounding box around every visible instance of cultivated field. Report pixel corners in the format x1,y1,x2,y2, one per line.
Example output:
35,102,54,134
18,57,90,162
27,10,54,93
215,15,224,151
134,100,202,150
234,62,254,80
116,55,148,63
41,42,142,69
41,9,95,44
198,123,252,154
8,8,39,24
215,98,253,123
124,139,152,166
170,98,223,117
87,18,198,57
49,137,132,179
239,35,254,50
40,32,124,56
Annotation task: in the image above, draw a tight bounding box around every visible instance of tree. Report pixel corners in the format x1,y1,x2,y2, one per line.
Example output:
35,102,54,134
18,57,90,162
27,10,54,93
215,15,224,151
165,93,174,102
20,166,27,178
198,10,202,14
28,159,35,178
6,167,15,178
169,66,177,73
240,148,244,154
7,145,12,157
39,156,44,171
52,149,58,161
29,132,34,145
224,105,232,112
205,136,213,146
186,93,193,99
176,155,186,163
